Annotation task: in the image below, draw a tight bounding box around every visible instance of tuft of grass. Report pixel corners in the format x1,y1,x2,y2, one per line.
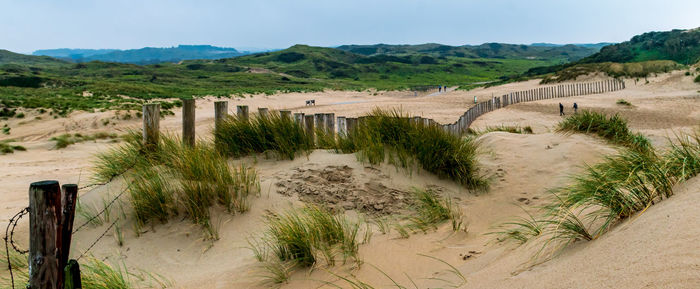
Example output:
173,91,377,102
1,253,167,289
409,189,464,232
250,205,361,285
557,110,650,152
0,140,25,154
616,99,632,106
94,133,260,236
337,109,486,189
493,130,700,258
473,125,534,135
215,111,313,160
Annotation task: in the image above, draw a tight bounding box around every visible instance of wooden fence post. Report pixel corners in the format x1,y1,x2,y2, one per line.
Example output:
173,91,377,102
29,180,62,289
304,114,315,139
142,103,160,150
346,117,357,134
337,116,347,135
294,112,304,124
315,113,325,132
214,101,228,132
64,259,81,289
58,183,78,288
236,105,248,120
258,107,269,118
324,113,335,135
182,99,195,147
280,110,292,119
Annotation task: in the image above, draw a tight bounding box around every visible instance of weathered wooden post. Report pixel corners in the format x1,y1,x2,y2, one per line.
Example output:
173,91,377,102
337,116,347,135
182,99,195,147
142,103,160,150
346,117,357,134
324,113,335,135
294,112,304,124
29,180,62,289
315,113,325,132
236,105,249,120
58,183,78,286
304,114,315,139
258,107,269,118
215,101,228,132
280,110,292,119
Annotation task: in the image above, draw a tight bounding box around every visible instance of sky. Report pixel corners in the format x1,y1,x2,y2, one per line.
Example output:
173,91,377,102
2,0,700,54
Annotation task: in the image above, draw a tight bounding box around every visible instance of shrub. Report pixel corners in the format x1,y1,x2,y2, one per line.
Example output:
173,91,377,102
695,74,700,83
0,140,26,154
409,188,464,232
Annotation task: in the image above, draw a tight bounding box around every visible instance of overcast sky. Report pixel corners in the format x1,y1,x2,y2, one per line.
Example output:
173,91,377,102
2,0,700,54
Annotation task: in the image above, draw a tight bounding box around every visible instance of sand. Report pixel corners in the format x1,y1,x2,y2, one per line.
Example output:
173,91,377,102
1,70,699,288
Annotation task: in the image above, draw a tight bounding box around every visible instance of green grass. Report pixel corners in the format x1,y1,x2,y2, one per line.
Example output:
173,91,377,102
616,99,632,106
409,188,464,232
249,205,361,285
1,251,167,289
50,132,120,149
0,140,25,154
557,110,650,152
214,111,313,160
492,129,700,258
468,125,534,135
539,60,683,83
93,133,260,236
334,109,486,189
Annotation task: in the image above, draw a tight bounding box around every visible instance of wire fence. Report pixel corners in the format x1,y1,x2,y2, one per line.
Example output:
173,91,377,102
3,179,128,288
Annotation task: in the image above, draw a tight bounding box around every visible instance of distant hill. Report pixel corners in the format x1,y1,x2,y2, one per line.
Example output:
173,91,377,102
336,43,602,62
33,45,245,64
530,43,612,50
580,28,700,65
0,49,66,66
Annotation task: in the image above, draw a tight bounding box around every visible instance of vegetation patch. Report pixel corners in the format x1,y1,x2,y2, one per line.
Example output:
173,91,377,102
93,132,260,237
467,125,533,135
0,139,26,154
249,205,362,286
50,132,119,149
334,109,486,189
616,99,632,106
557,110,650,152
491,129,700,258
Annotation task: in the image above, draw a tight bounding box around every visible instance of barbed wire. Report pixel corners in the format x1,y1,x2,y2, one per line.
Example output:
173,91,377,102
72,189,126,235
76,219,117,261
4,206,29,289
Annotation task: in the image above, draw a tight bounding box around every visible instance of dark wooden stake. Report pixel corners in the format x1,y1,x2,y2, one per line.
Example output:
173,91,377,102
236,105,249,120
58,183,78,289
63,259,81,289
29,180,62,289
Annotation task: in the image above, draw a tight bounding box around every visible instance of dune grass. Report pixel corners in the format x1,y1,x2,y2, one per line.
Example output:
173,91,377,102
214,111,313,160
467,125,534,135
557,110,650,152
616,99,632,106
491,129,700,257
50,132,120,149
334,109,486,189
249,205,361,285
0,140,25,155
0,251,166,289
93,133,260,236
409,188,464,232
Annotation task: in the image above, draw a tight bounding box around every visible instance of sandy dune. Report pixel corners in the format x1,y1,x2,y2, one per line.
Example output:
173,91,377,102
1,71,699,288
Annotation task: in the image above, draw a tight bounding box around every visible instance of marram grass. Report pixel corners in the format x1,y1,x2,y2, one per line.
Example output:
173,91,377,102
557,110,650,152
492,129,700,257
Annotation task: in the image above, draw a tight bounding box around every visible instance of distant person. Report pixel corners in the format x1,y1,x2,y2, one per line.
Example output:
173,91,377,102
474,96,477,104
559,103,565,116
438,85,442,92
573,102,578,114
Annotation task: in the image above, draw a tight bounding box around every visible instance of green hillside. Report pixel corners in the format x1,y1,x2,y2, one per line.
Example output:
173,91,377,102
34,45,244,64
337,43,600,62
0,49,66,66
580,28,700,65
0,44,571,113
